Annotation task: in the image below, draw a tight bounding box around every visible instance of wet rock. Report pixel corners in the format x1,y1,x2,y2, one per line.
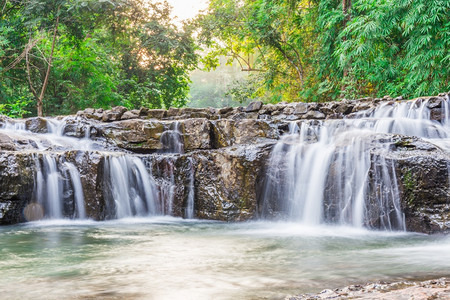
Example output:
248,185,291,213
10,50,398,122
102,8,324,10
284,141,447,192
395,149,450,234
0,152,35,224
112,106,128,115
287,277,450,300
352,101,372,113
25,117,48,133
67,151,107,220
182,118,212,150
102,110,120,122
0,133,15,151
294,102,308,115
430,108,444,122
144,108,167,119
121,110,139,120
259,104,278,115
219,107,233,115
98,119,164,152
212,119,279,148
336,103,354,114
178,108,210,119
193,143,273,221
167,107,180,117
101,106,128,122
246,101,263,112
302,110,326,119
427,97,443,109
231,112,249,121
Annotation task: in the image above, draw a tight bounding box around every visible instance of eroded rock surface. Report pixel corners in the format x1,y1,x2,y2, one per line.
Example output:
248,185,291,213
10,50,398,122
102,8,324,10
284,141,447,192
0,93,449,230
287,277,450,300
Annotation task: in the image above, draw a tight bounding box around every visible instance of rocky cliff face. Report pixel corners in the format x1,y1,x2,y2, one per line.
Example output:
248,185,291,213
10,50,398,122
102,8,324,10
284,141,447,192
0,93,449,233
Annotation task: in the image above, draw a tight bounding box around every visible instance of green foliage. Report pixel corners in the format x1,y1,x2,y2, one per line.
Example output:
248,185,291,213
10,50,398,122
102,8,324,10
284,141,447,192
0,94,33,118
0,0,198,116
197,0,450,102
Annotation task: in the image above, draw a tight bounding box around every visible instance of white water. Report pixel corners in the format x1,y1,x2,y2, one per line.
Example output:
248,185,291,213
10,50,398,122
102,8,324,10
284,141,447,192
261,97,450,229
0,115,196,220
0,220,449,300
1,97,449,225
186,157,195,219
104,155,160,218
34,154,63,219
160,121,184,153
64,162,87,219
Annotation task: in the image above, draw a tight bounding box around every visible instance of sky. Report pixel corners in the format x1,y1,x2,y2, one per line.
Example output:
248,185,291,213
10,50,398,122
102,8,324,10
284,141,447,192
166,0,209,22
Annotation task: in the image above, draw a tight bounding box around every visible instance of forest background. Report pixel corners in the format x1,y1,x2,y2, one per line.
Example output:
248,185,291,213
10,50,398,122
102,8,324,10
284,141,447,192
0,0,448,117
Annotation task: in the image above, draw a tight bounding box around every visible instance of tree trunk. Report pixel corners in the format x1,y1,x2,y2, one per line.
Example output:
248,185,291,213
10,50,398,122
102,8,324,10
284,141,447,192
36,7,60,117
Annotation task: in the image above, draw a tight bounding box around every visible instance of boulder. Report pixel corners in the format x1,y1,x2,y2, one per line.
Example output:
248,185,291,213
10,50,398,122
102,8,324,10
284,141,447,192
121,110,139,120
246,101,263,112
98,119,165,152
0,152,35,224
143,108,167,119
293,102,308,115
167,107,180,117
193,143,273,221
25,117,48,133
301,110,326,119
0,133,15,151
182,118,212,150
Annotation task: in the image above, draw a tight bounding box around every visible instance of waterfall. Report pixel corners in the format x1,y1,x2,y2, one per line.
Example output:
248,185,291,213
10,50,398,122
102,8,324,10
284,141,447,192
31,154,89,220
261,97,450,230
156,158,177,216
33,154,63,219
64,162,86,219
2,120,26,131
47,118,67,136
2,96,448,226
160,121,184,153
104,155,160,218
261,123,405,229
185,157,195,219
1,116,196,221
43,155,63,219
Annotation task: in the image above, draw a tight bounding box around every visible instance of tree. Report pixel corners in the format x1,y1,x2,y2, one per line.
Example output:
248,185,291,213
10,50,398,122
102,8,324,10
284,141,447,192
0,0,199,116
196,0,450,103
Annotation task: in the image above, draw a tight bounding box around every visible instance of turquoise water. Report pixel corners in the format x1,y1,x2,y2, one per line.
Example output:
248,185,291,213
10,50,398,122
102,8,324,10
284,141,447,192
1,218,449,300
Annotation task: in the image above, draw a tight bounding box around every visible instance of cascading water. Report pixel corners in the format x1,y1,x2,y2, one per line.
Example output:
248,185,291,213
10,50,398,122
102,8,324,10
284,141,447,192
156,121,196,218
160,121,184,154
103,155,160,218
261,97,450,230
0,114,196,221
64,162,87,219
35,154,63,219
32,154,86,219
185,157,195,219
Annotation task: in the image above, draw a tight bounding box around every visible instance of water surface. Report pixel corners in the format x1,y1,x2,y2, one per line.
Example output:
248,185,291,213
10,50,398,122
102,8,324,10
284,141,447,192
1,218,449,299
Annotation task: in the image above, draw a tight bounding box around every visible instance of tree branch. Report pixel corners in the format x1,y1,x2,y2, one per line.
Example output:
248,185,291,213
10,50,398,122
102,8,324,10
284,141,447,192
25,41,38,100
37,6,60,117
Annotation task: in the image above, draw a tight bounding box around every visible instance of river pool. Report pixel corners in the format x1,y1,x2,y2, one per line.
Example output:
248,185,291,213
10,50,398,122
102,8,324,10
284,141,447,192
1,218,449,299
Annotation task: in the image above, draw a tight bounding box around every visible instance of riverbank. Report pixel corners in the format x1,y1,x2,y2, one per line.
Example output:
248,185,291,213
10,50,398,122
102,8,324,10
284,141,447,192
288,277,450,299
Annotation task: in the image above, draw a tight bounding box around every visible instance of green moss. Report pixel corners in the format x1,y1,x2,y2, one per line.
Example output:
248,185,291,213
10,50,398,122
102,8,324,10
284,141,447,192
403,170,416,206
395,139,415,149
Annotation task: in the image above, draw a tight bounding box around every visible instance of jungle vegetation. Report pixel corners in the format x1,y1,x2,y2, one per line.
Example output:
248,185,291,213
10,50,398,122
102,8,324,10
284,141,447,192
1,0,449,116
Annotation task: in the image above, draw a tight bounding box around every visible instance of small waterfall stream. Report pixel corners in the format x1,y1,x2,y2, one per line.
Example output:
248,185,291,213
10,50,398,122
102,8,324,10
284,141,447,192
0,116,195,221
260,97,450,230
104,155,160,218
1,96,448,227
64,162,86,219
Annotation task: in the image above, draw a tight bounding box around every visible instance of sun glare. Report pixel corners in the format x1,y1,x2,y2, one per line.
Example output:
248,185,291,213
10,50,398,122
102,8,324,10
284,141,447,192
166,0,208,22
